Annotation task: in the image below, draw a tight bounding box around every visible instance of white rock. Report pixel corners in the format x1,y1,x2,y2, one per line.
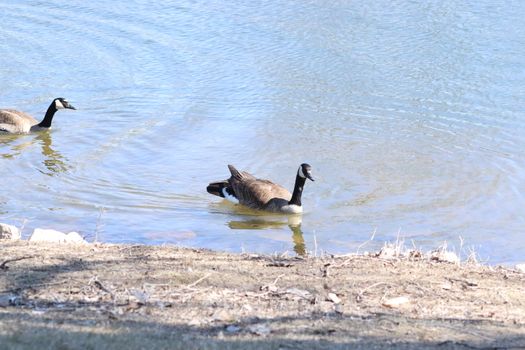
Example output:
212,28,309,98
327,292,341,304
29,229,87,244
516,264,525,273
0,223,21,240
64,231,87,244
382,296,410,308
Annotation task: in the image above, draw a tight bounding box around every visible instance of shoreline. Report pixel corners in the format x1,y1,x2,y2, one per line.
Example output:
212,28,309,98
1,240,524,349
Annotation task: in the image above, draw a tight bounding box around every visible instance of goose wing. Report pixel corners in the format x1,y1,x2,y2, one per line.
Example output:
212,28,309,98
0,109,37,133
229,176,292,208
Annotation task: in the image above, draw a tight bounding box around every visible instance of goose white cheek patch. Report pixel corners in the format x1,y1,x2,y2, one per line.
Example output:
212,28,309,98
222,188,238,204
298,166,306,178
55,100,65,109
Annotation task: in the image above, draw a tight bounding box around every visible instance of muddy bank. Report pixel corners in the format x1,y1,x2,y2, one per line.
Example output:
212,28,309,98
0,241,524,349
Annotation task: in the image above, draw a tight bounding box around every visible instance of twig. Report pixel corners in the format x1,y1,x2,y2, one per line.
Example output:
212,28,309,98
186,273,211,289
94,207,106,243
313,233,318,258
260,273,285,291
270,274,285,286
356,282,391,302
19,219,28,237
0,256,35,270
356,228,377,255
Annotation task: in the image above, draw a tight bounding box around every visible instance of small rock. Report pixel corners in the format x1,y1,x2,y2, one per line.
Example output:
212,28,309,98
0,223,21,240
382,296,410,308
516,264,525,273
225,325,241,333
327,292,341,304
29,229,87,244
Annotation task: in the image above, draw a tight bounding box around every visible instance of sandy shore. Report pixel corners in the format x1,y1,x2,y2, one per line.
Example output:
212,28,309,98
1,240,524,349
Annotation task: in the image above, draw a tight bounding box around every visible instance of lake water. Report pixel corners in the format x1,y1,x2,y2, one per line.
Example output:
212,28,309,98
1,1,524,264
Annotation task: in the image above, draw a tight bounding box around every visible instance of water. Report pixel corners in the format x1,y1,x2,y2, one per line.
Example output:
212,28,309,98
1,1,524,264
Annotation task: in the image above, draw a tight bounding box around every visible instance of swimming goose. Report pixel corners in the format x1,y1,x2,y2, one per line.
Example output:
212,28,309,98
0,98,76,134
207,163,314,214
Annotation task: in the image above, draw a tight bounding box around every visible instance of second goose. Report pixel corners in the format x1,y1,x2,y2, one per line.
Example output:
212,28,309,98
0,97,76,134
207,163,314,214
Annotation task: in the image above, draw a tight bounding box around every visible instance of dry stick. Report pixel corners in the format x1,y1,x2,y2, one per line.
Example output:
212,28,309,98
260,273,286,292
185,273,211,289
356,282,391,302
356,228,377,255
94,207,106,243
313,233,318,258
0,256,35,270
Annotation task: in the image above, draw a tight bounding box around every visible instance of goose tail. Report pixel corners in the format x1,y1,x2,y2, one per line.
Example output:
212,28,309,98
227,164,245,181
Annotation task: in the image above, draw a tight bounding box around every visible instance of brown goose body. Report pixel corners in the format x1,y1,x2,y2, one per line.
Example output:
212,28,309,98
207,164,314,214
0,110,38,133
0,98,76,134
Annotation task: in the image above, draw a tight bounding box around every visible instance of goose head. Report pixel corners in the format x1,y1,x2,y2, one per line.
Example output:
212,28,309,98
54,98,76,110
298,163,314,181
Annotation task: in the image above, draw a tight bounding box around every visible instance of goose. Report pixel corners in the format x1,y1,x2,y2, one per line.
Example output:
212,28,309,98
0,98,76,134
207,163,314,214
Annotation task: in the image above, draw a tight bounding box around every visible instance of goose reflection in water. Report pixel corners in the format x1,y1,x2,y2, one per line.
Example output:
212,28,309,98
0,131,70,175
228,216,306,256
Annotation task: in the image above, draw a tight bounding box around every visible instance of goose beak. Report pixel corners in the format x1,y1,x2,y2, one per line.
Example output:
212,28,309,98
67,104,77,110
306,172,314,181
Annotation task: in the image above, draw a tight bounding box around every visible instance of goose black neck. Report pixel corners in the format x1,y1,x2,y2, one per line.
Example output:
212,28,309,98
37,103,58,128
289,174,307,206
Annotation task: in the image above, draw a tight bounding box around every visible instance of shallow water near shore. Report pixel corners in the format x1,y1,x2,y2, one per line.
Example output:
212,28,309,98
0,1,524,264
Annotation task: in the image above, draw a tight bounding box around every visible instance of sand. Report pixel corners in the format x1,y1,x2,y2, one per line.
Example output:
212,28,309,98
1,240,524,349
